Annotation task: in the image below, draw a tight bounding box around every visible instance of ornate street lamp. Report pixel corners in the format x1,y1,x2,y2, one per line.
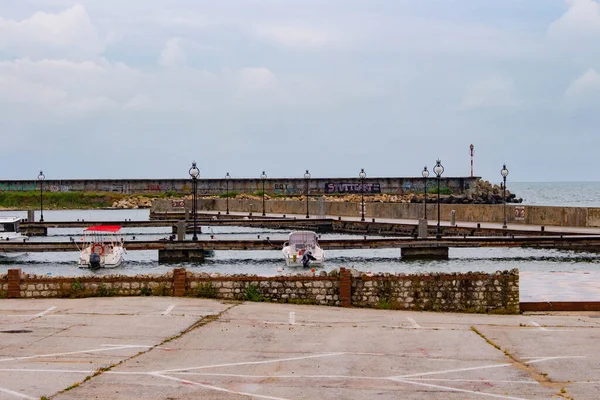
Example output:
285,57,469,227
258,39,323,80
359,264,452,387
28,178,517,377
260,171,267,216
433,159,444,239
359,168,366,221
188,161,199,241
501,164,509,229
37,170,45,222
422,166,429,220
304,169,311,218
225,172,231,215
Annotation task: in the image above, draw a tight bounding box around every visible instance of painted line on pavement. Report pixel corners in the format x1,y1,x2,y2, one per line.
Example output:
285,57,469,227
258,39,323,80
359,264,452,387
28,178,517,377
35,306,57,317
156,352,346,374
0,386,36,400
0,345,152,363
529,321,548,331
406,317,421,329
289,311,295,325
151,372,289,400
393,362,512,379
391,378,527,400
161,305,175,316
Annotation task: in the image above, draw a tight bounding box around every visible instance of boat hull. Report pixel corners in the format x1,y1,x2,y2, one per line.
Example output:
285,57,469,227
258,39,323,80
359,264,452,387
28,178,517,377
79,246,125,269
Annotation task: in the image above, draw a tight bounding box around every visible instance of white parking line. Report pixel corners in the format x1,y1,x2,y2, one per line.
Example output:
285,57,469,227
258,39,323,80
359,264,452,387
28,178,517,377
406,317,421,329
529,321,548,331
156,352,345,374
35,306,57,317
0,345,153,363
391,378,527,400
151,373,290,400
0,386,36,400
161,305,175,316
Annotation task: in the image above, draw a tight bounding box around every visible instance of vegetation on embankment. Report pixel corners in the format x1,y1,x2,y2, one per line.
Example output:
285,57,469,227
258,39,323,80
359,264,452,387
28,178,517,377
0,191,128,210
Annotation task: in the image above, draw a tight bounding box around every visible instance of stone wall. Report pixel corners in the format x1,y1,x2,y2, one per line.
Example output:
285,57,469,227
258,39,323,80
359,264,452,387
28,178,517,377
351,270,519,313
187,272,340,306
0,177,478,196
2,268,519,313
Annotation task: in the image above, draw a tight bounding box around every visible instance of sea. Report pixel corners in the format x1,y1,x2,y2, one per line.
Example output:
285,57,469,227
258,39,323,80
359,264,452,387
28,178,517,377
2,182,600,301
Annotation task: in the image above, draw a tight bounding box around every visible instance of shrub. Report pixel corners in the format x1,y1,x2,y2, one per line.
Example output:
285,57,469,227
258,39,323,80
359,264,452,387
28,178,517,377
97,283,116,297
194,282,218,298
243,285,264,302
140,286,152,296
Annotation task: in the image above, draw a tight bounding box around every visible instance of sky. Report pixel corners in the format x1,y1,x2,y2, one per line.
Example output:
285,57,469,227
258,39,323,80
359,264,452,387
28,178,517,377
1,0,599,182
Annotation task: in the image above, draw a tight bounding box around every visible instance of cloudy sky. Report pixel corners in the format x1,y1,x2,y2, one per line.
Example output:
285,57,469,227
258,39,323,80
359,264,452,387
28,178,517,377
1,0,599,182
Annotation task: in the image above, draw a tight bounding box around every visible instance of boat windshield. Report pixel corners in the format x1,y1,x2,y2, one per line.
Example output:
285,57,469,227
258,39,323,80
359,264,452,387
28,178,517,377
288,232,318,246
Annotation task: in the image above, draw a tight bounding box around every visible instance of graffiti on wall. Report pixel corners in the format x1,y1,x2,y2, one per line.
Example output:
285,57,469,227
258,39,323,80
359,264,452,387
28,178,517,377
274,184,298,195
49,185,73,192
324,182,381,194
0,183,36,191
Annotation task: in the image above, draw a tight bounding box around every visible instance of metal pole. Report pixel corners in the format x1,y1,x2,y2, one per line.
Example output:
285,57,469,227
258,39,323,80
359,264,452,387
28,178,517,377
226,179,229,215
503,177,507,229
39,180,44,222
305,178,309,218
361,177,365,222
262,179,265,216
424,178,427,219
192,177,198,241
436,176,441,239
470,144,474,177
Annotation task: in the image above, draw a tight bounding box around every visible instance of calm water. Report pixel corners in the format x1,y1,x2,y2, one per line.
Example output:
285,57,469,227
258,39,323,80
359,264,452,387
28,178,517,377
1,183,600,291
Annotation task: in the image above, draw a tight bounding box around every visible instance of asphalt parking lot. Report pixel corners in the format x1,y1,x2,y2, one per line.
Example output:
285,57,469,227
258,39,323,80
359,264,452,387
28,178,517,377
1,297,599,399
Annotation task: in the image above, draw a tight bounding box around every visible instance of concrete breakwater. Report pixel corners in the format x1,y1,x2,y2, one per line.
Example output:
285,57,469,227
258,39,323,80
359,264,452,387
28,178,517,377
1,268,519,313
151,198,600,228
0,176,478,196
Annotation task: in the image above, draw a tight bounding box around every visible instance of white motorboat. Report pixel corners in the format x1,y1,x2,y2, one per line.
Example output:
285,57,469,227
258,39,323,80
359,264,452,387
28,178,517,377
0,216,28,258
282,231,325,268
79,226,125,269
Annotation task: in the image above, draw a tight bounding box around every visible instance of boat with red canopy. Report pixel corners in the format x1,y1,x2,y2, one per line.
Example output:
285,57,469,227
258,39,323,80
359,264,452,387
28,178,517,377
78,225,125,269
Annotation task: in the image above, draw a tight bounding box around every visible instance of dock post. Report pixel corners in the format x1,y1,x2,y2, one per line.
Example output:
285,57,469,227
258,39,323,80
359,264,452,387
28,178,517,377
418,219,428,238
176,221,185,241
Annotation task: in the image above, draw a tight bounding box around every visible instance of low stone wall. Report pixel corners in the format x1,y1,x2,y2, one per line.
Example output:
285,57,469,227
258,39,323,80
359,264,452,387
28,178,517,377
1,268,519,313
187,272,340,306
352,271,519,313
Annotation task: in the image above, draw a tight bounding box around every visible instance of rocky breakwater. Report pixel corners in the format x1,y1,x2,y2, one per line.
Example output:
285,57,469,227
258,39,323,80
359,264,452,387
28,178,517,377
410,179,523,205
111,196,154,209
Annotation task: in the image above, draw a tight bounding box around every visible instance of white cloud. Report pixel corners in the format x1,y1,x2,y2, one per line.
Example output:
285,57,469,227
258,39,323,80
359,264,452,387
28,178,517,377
159,37,187,68
548,0,600,51
459,77,517,110
565,68,600,105
256,25,339,48
0,5,105,57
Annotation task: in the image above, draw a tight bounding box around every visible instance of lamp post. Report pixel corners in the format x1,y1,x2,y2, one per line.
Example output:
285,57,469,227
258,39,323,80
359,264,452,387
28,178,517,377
501,164,509,229
260,171,267,216
359,168,366,221
304,169,311,218
37,170,45,222
433,159,444,239
225,172,231,215
188,161,199,241
422,166,429,219
470,144,474,177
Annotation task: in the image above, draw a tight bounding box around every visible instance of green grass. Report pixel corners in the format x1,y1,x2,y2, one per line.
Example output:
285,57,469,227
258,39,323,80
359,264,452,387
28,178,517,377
0,191,127,209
